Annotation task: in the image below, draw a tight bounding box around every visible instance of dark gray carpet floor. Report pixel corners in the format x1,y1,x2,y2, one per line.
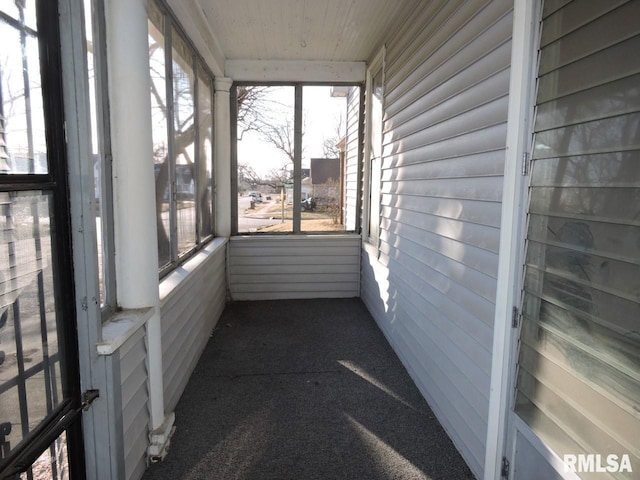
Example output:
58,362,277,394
142,298,474,480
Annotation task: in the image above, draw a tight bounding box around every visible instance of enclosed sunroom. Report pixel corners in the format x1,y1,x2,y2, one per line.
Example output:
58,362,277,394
0,0,638,479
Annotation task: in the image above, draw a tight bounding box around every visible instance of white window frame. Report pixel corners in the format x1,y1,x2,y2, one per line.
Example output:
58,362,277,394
362,46,385,251
83,0,116,318
148,0,216,276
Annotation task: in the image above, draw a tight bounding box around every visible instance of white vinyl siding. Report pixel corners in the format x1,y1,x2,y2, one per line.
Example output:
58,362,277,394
228,235,360,300
119,327,149,480
515,1,640,476
344,87,361,231
160,239,227,411
360,0,513,476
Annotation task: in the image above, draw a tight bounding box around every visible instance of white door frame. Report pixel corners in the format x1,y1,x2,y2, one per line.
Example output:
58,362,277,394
484,0,540,478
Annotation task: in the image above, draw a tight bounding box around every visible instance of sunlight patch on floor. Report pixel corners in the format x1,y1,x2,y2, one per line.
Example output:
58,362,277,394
345,414,432,480
338,360,418,411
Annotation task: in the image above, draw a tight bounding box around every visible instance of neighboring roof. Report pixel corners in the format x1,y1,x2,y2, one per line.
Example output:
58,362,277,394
310,158,339,185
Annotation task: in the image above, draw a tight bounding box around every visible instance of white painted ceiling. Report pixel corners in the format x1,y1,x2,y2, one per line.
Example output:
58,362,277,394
197,0,421,62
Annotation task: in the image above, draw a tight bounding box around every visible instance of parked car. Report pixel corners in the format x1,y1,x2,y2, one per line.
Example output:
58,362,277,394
248,192,262,203
301,197,316,211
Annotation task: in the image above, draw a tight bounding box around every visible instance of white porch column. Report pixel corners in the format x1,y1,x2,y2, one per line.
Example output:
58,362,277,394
215,77,233,237
104,0,173,459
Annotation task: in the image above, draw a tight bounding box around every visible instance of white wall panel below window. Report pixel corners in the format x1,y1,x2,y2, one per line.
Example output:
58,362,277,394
228,235,361,300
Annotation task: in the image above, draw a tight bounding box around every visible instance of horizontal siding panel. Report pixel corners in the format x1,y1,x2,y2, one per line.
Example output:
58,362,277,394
121,361,148,411
378,251,495,346
161,244,227,411
387,68,510,137
165,292,219,410
386,41,512,121
382,150,505,181
229,254,359,267
231,290,359,301
380,223,500,279
361,252,486,475
230,245,361,257
122,389,148,453
228,236,360,300
384,123,508,167
360,0,512,476
230,263,359,275
386,0,511,102
381,176,504,203
118,328,148,480
124,413,149,480
389,286,491,418
380,208,501,254
391,299,490,433
345,86,360,232
232,281,360,294
120,331,146,386
230,272,359,284
162,255,225,355
385,0,466,86
384,96,509,151
163,266,222,369
165,290,225,411
395,278,493,378
380,193,503,228
379,230,499,308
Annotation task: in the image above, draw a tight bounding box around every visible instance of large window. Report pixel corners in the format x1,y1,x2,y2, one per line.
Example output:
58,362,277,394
148,1,214,273
233,84,360,234
514,1,640,475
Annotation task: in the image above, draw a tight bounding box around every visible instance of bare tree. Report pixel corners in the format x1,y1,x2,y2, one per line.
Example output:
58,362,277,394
259,117,296,163
321,114,345,158
236,85,270,140
239,162,291,190
236,86,307,189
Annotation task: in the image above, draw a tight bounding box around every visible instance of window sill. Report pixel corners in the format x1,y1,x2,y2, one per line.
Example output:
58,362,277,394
159,236,228,306
97,238,228,355
97,307,153,356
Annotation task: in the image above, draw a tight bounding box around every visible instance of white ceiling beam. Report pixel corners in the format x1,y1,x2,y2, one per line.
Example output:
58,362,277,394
166,0,226,76
225,60,366,83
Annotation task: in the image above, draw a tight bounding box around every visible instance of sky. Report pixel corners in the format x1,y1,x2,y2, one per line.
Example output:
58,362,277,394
237,85,348,177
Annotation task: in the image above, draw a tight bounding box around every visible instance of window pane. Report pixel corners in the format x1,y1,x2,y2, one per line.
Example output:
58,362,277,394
83,0,109,307
0,13,47,174
514,3,640,473
0,192,65,456
368,70,383,241
172,28,196,255
19,431,68,480
148,9,171,268
301,86,354,232
236,86,294,233
0,0,37,31
197,66,213,239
